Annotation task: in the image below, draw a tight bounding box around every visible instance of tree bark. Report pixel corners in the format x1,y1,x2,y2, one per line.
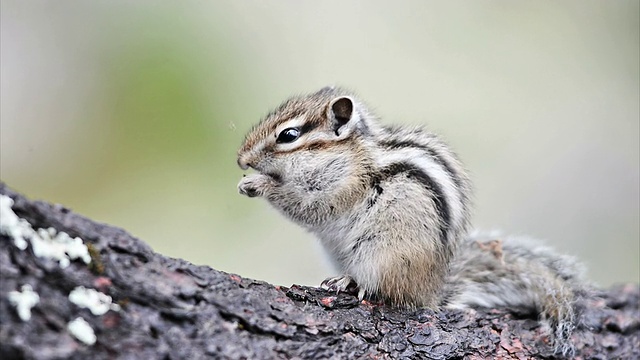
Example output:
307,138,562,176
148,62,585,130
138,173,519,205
0,182,638,359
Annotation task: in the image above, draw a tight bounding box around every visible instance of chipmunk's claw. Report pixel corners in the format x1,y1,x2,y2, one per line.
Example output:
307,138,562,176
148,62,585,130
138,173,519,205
320,275,360,296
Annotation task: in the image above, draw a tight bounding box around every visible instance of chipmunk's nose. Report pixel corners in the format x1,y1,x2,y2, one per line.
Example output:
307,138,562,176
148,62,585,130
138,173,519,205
237,155,253,170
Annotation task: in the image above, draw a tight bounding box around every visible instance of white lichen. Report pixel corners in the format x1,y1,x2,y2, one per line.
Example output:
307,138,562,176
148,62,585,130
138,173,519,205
67,317,96,345
0,194,91,268
1,195,31,250
31,227,91,268
69,286,120,315
8,284,40,321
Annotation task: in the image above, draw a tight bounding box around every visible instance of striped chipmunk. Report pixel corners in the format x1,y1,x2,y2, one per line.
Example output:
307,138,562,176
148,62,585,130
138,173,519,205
237,86,588,356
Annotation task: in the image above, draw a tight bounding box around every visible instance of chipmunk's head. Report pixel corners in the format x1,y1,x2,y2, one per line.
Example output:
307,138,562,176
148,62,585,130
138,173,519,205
237,87,377,184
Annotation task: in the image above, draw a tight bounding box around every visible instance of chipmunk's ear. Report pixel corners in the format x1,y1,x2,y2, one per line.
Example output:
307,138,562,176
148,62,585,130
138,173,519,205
329,96,355,136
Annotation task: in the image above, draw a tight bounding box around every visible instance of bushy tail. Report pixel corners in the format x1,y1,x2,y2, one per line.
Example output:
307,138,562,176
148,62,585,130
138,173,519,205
443,232,588,357
533,266,583,356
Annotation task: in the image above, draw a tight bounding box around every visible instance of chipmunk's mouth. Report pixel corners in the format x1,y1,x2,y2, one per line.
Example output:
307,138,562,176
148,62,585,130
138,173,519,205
246,163,282,183
241,167,282,183
237,156,283,183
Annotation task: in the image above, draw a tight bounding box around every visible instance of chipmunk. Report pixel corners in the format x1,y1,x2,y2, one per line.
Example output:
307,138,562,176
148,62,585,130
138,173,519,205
236,86,587,356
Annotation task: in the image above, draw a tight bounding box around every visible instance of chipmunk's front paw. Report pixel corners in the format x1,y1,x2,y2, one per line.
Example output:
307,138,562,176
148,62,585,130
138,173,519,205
321,275,364,299
238,174,273,198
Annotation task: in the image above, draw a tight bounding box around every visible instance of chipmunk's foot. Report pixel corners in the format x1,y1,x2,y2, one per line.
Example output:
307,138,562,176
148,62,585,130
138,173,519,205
321,275,363,299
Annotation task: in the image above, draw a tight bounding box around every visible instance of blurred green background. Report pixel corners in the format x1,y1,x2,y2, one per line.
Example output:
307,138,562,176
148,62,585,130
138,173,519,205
1,1,638,287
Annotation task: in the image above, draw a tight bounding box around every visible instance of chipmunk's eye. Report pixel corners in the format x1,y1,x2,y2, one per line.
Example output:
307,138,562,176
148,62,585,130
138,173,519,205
276,127,301,144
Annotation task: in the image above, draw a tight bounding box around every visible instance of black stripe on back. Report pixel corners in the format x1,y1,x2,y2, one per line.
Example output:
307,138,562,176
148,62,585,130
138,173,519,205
375,161,451,244
378,139,463,192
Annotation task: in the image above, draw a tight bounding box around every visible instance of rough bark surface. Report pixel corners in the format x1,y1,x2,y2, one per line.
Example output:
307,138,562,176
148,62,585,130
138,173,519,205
0,183,638,360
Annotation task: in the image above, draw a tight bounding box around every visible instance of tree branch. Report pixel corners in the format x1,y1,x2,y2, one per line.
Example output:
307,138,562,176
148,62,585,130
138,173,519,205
0,183,638,359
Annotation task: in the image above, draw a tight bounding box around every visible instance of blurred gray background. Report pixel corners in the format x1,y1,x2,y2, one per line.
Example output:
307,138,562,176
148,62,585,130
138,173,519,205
1,1,638,287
